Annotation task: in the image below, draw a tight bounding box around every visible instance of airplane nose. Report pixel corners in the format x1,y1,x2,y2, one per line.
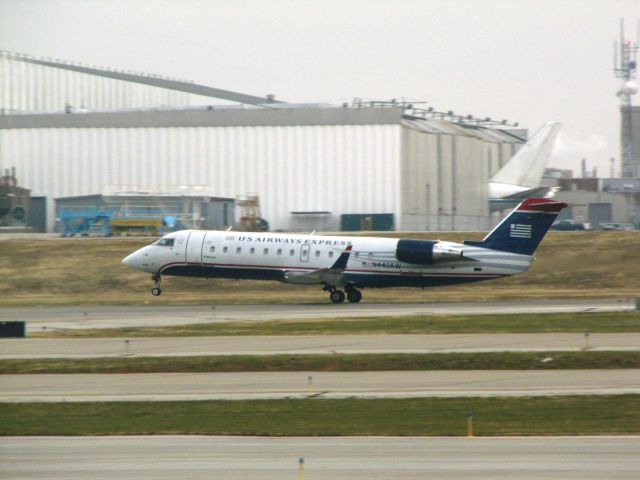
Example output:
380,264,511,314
122,252,141,269
121,253,134,267
122,246,154,272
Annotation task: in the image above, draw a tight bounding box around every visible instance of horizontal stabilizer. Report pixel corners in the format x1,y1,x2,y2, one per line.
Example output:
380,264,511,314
502,186,553,200
489,185,560,212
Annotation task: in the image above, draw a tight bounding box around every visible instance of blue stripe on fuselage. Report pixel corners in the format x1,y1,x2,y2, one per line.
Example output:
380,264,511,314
160,264,503,288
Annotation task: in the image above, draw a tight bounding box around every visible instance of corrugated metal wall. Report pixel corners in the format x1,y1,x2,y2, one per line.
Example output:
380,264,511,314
0,54,529,234
399,123,521,231
0,124,401,231
0,57,193,111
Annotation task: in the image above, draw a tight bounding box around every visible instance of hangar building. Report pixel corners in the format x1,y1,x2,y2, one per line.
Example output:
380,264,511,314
0,51,526,232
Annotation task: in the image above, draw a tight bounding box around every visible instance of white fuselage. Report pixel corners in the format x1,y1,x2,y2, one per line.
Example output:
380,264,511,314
122,230,532,290
121,197,566,303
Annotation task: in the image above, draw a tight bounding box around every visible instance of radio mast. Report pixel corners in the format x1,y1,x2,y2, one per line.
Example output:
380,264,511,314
614,19,639,178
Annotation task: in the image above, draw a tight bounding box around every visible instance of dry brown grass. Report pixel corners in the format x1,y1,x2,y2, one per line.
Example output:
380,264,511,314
0,231,638,306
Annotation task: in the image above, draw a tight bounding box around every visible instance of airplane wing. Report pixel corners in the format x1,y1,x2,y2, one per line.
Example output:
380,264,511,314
283,245,352,286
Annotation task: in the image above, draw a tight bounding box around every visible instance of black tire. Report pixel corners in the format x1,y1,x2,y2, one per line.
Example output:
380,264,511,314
151,287,162,296
329,290,345,304
347,289,362,303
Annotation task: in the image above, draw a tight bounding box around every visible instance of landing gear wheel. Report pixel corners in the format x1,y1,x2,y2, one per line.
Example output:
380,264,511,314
329,290,345,304
346,289,362,303
151,273,162,296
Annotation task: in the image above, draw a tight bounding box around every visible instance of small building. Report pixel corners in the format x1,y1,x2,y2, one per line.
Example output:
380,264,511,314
558,178,599,193
555,177,640,229
541,168,573,188
54,192,234,236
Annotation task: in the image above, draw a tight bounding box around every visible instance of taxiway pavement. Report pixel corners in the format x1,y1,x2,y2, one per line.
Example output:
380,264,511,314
1,436,638,479
2,369,639,401
1,332,639,359
0,298,633,332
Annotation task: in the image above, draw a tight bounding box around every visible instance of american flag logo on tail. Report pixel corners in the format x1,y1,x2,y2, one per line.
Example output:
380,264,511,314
510,224,532,239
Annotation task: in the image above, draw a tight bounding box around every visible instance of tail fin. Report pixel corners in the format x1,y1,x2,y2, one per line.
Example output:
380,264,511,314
490,122,561,187
464,198,567,255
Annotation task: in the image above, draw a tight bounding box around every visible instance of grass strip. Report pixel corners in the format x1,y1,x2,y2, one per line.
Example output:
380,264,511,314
35,311,640,338
2,351,640,374
2,232,640,307
1,396,638,436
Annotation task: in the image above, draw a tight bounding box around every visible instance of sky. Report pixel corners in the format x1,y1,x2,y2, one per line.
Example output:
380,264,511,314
0,0,638,177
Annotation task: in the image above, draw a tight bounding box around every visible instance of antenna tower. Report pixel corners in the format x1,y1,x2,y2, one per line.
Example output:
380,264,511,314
614,19,639,177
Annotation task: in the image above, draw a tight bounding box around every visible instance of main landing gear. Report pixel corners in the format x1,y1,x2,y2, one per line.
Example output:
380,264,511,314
329,290,345,304
346,287,362,303
151,273,162,296
324,285,362,304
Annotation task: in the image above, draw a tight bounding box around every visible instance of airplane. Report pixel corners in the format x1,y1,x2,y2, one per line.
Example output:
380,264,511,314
122,197,567,303
489,122,562,211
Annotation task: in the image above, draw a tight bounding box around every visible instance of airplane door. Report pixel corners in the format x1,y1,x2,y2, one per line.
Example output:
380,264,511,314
300,244,310,262
186,231,207,264
202,231,217,263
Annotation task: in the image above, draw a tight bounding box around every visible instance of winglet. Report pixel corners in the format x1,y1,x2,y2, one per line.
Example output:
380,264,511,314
516,198,568,213
330,245,352,270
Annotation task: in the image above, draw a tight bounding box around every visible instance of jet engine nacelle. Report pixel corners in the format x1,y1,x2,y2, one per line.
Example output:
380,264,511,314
395,239,465,265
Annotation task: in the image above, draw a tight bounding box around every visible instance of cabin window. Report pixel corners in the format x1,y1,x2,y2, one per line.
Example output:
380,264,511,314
236,247,241,254
250,247,255,254
155,238,174,247
368,252,373,259
315,250,321,257
289,249,295,256
223,246,228,253
329,251,334,258
277,248,282,256
263,248,269,255
209,246,215,253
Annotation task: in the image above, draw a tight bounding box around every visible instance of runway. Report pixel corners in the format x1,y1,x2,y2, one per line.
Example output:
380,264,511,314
1,436,638,479
2,332,639,359
0,298,633,332
2,370,639,401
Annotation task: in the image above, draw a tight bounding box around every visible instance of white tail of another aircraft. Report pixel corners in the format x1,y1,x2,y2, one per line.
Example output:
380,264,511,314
489,122,561,211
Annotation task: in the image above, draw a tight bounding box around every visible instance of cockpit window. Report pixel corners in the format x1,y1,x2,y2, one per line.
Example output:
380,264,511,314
155,238,175,247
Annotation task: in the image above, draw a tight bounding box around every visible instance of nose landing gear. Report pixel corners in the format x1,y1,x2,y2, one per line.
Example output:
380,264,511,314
151,273,162,296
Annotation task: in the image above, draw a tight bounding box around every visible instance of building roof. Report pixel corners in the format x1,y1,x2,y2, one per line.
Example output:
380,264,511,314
0,105,404,129
1,50,282,107
0,105,522,144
